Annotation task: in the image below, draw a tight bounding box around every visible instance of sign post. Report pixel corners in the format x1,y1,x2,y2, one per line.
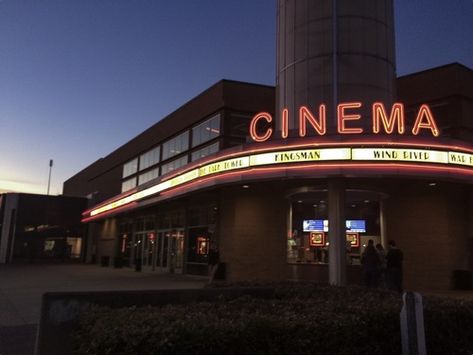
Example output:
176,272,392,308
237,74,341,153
400,291,426,355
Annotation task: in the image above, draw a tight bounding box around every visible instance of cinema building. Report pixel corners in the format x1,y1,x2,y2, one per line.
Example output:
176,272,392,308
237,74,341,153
64,0,473,290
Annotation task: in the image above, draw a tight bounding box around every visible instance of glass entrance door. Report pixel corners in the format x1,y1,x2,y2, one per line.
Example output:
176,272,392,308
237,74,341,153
156,229,184,273
170,230,184,274
133,231,156,270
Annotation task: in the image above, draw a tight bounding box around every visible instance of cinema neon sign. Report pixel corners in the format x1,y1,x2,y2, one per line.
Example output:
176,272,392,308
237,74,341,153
83,102,460,221
249,102,440,142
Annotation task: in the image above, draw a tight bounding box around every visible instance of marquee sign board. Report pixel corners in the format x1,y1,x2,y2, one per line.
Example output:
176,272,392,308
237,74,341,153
83,143,473,221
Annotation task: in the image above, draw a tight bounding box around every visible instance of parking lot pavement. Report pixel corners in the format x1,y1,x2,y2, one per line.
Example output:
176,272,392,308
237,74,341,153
0,324,37,355
0,263,206,355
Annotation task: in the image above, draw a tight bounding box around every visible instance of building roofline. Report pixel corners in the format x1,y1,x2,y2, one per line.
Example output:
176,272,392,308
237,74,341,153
101,79,274,159
63,79,275,188
397,62,473,80
219,78,275,89
0,192,86,199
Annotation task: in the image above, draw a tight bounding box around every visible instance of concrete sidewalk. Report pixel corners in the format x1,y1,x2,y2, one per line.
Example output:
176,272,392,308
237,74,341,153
0,263,206,355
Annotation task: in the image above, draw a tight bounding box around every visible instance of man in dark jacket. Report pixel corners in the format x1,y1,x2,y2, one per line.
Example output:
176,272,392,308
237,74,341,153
386,240,404,292
361,239,381,288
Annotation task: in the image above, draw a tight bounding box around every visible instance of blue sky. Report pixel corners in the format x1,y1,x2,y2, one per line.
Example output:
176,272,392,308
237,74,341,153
1,0,472,195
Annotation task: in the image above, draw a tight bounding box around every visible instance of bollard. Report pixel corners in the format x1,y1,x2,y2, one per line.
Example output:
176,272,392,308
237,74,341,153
400,291,426,355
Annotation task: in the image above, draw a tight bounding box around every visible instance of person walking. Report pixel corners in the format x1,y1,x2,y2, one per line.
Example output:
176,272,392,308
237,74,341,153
386,240,404,292
361,239,381,288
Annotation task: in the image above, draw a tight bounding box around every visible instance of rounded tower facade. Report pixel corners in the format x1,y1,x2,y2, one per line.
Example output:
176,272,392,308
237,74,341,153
276,0,396,136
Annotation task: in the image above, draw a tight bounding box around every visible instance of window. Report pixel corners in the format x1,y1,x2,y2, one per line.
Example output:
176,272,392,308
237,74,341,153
139,146,160,171
138,167,160,185
161,156,188,175
187,228,211,263
191,142,219,161
135,216,155,232
226,112,254,146
121,177,137,192
228,112,252,136
122,158,138,178
192,114,221,147
162,131,189,161
187,204,217,263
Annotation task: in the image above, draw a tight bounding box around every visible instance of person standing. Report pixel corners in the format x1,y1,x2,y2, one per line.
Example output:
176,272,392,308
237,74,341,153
346,240,353,265
386,240,404,292
361,239,381,288
207,242,220,284
375,243,387,287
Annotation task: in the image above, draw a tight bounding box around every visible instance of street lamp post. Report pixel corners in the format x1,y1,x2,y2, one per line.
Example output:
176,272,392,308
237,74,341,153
47,159,53,195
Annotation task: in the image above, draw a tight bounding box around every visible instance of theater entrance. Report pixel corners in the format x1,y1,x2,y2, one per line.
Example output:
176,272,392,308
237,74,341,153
132,229,184,273
287,188,387,266
155,229,184,273
133,231,156,269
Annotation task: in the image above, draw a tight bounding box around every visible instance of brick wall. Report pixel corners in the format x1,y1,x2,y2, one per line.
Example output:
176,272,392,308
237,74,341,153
219,186,287,281
95,218,118,265
385,187,470,290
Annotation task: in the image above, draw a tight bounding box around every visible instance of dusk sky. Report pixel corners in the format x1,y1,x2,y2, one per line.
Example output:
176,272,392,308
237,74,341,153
1,0,472,195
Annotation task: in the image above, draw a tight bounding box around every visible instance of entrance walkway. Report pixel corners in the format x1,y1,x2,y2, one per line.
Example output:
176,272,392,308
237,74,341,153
0,263,206,355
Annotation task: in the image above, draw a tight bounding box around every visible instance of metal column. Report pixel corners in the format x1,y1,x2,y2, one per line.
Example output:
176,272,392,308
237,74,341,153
328,180,346,285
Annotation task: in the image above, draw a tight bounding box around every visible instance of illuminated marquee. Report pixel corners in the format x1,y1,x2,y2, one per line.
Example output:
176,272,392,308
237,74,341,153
449,152,473,166
199,157,250,176
250,102,440,142
351,148,448,164
82,101,451,221
249,148,351,165
84,143,473,221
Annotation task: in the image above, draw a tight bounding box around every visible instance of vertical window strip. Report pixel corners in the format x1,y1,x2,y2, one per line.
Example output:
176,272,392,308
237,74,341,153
122,158,138,178
192,114,220,148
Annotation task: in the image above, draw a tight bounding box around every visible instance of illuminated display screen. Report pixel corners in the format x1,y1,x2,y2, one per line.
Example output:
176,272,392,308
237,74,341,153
303,219,366,233
346,220,366,233
303,220,326,232
84,143,473,221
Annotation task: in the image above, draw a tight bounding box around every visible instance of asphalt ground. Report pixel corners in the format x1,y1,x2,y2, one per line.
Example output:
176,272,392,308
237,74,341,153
0,263,206,355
